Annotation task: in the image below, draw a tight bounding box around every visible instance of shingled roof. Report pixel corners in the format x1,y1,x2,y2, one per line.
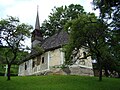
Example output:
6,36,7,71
41,30,69,51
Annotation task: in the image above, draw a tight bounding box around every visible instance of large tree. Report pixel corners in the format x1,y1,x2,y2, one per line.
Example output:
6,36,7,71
0,16,32,80
64,13,109,81
93,0,120,77
41,4,86,38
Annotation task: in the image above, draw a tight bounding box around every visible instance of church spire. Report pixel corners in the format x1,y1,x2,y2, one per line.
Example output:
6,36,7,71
35,5,40,30
31,6,43,48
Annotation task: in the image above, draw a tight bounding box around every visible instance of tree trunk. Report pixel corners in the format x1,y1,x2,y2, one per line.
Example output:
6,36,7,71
99,65,102,81
7,64,11,81
97,55,102,81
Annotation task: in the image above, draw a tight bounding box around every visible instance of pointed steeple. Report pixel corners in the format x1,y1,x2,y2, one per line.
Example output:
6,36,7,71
31,6,43,48
35,5,40,30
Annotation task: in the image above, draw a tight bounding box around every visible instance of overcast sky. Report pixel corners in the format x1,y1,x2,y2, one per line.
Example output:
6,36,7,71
0,0,99,27
0,0,99,47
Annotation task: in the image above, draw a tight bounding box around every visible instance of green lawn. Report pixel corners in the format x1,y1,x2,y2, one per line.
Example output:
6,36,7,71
0,75,120,90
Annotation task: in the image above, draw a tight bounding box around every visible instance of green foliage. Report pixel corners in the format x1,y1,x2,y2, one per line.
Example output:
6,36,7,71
0,76,120,90
0,16,33,80
41,4,86,38
0,64,5,73
92,0,120,76
64,13,110,81
0,16,32,62
92,0,120,38
0,64,18,76
0,47,29,64
64,13,107,64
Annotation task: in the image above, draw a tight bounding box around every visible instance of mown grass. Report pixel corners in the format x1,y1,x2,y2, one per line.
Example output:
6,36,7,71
0,75,120,90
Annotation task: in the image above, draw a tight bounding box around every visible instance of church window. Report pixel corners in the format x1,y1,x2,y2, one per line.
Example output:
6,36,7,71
42,57,44,64
32,61,35,68
83,52,87,59
25,63,27,70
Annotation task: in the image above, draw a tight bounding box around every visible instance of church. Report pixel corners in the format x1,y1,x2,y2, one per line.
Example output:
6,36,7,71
18,9,94,76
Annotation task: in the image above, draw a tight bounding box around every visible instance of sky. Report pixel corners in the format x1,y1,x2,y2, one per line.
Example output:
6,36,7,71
0,0,99,47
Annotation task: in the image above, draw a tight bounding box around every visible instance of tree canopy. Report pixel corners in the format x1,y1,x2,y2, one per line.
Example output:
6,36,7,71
92,0,120,77
41,4,86,38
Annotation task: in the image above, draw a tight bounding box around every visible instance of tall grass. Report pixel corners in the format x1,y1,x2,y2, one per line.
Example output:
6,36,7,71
0,75,119,90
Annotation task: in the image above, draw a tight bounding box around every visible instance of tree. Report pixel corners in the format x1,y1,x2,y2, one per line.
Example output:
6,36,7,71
93,0,120,77
64,13,109,81
92,0,120,38
0,16,32,80
41,4,86,38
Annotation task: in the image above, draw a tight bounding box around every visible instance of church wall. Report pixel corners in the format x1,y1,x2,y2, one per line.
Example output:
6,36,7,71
32,52,48,75
18,59,33,76
31,48,65,75
38,52,48,71
46,48,94,76
49,48,64,67
84,56,92,68
18,48,93,76
74,48,93,68
18,63,24,76
18,52,49,76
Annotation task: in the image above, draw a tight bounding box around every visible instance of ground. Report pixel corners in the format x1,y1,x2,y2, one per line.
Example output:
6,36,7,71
0,75,120,90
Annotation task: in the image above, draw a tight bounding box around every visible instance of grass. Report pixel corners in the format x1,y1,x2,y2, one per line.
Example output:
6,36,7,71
0,75,120,90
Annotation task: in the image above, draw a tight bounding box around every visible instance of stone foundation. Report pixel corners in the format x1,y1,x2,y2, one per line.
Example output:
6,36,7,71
47,65,94,76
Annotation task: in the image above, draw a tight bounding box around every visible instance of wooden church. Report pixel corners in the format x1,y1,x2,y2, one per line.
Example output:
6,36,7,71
18,9,93,76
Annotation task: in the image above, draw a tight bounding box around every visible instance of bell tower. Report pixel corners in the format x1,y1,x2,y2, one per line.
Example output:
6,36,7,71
31,6,43,48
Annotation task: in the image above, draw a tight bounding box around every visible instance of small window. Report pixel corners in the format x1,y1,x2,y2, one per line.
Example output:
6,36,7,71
25,63,27,70
32,61,35,68
42,57,44,64
83,52,87,59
